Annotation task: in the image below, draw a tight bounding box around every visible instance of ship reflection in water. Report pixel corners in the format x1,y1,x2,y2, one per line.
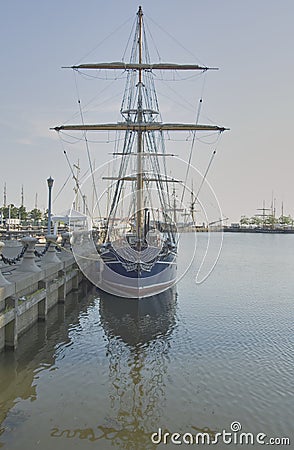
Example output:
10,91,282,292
2,234,294,449
99,287,177,345
48,288,178,449
95,288,178,448
0,284,178,450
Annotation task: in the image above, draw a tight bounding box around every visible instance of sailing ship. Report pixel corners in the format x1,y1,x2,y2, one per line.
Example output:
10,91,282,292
52,7,228,298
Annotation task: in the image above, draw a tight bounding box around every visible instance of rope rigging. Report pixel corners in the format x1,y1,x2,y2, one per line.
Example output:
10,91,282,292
180,95,203,205
59,141,95,220
104,131,135,242
51,6,226,253
192,148,217,210
145,13,208,68
74,72,102,220
74,15,134,66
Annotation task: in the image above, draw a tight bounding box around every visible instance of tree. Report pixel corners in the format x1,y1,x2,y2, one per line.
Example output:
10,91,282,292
18,205,28,222
278,215,293,226
0,204,19,219
240,216,250,226
250,216,262,227
43,209,48,226
29,208,43,225
264,214,277,227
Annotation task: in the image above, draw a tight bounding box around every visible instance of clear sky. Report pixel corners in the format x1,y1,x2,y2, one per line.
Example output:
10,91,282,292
1,0,294,222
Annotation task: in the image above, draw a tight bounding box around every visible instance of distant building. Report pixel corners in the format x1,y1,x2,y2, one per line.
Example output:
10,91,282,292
5,218,20,226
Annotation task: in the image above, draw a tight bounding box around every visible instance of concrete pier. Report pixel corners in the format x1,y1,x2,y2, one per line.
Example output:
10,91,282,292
0,239,87,352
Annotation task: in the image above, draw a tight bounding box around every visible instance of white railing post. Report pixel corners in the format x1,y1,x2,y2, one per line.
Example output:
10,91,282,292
18,237,41,273
41,234,61,264
0,242,11,286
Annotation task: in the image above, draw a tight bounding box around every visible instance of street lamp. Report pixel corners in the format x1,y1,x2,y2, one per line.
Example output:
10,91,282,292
47,176,54,234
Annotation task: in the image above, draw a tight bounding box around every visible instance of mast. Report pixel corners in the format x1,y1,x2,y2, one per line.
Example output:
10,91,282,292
190,181,195,224
3,182,7,207
52,6,229,243
21,184,24,207
73,161,80,211
83,194,87,214
136,5,144,243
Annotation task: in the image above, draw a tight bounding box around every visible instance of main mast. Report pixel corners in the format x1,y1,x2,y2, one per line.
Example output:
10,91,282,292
52,6,229,241
136,6,144,244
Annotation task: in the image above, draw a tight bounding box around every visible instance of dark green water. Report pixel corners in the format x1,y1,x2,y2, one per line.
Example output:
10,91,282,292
0,233,293,449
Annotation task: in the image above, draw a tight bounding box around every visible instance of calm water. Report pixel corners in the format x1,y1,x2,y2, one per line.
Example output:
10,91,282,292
0,233,293,449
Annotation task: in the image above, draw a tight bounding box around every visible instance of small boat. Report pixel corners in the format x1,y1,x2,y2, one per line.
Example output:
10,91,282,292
52,7,228,298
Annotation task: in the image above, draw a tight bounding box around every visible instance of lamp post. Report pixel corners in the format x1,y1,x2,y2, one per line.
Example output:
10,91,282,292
47,177,54,234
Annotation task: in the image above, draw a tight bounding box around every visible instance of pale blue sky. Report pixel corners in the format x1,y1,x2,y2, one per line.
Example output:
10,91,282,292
1,0,293,222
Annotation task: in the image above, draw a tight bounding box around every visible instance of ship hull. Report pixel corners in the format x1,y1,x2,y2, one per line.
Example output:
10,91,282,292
99,251,177,298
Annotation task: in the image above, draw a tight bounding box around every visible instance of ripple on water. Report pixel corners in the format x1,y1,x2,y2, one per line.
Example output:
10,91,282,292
0,235,294,448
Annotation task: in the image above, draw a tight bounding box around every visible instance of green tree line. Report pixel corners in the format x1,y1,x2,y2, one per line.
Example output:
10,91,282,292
240,214,294,227
0,205,47,225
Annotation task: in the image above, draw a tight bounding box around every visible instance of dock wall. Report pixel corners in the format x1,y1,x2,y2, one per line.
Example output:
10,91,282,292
0,243,85,352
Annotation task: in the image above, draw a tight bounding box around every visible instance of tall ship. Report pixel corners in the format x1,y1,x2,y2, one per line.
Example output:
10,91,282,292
52,7,228,298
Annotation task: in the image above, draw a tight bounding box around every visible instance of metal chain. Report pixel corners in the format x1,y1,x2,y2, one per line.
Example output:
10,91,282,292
0,245,28,265
34,242,50,258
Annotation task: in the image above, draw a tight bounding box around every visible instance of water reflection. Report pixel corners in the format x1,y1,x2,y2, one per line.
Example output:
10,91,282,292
1,233,294,449
95,288,178,449
0,285,178,450
0,282,95,443
99,288,177,345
